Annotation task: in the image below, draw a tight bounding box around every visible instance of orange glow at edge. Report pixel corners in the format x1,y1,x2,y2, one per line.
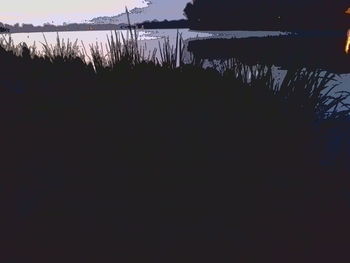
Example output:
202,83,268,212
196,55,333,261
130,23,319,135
344,9,349,53
346,30,350,54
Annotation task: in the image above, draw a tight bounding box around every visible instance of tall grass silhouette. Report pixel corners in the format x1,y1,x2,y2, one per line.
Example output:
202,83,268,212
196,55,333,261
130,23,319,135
1,31,349,123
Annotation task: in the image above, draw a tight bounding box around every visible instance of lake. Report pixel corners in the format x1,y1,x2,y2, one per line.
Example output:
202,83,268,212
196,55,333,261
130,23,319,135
3,28,289,57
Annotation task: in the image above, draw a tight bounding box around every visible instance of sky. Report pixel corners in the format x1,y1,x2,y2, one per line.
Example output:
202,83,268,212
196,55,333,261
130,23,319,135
0,0,150,25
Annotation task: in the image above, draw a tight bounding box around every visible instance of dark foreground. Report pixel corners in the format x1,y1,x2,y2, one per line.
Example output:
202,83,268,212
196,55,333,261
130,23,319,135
1,41,350,262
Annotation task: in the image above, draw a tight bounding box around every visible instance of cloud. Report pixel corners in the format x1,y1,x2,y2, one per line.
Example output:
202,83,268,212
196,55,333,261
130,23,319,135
91,0,190,24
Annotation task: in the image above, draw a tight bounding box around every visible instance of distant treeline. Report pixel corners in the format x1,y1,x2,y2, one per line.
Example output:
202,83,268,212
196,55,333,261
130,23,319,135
0,20,190,33
0,22,132,34
184,0,350,30
137,19,189,29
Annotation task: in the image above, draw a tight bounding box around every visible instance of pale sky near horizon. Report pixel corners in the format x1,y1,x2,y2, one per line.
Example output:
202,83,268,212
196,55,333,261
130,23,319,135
0,0,149,25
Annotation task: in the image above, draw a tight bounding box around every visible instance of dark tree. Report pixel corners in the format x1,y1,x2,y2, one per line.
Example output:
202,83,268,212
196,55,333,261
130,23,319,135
0,22,9,33
184,0,350,30
0,26,9,33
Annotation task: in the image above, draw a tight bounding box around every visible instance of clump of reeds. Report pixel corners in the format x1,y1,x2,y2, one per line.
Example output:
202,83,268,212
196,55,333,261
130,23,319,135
277,69,350,121
0,34,22,55
88,29,185,72
157,31,185,69
217,58,350,121
40,33,85,61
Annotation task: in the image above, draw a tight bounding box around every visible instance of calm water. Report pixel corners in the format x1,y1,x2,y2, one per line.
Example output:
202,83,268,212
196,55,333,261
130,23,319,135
4,28,348,60
4,29,288,57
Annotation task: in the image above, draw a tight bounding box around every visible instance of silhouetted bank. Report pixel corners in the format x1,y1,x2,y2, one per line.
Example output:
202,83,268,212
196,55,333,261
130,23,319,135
188,33,350,73
184,0,350,31
1,35,350,262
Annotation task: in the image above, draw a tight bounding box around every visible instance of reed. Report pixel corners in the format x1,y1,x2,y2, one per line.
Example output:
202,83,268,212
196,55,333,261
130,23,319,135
40,33,85,61
0,29,348,122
